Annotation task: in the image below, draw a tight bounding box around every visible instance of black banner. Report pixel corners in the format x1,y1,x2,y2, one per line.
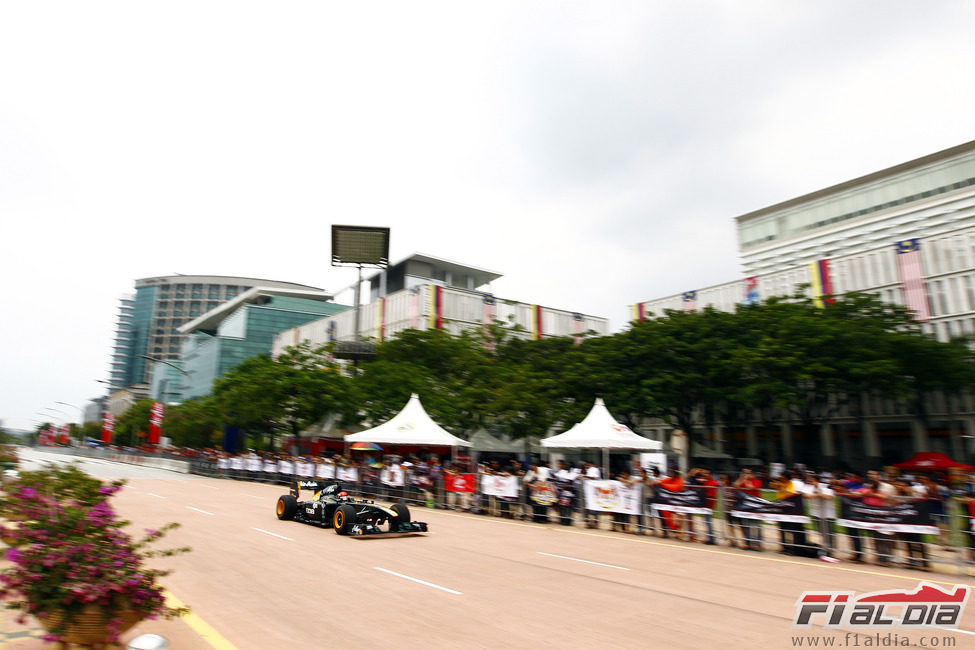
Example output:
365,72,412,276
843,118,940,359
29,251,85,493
837,498,938,534
731,493,810,523
651,488,711,514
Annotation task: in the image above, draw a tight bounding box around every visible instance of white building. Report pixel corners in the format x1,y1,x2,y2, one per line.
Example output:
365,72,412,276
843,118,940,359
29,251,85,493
631,140,975,466
273,253,610,356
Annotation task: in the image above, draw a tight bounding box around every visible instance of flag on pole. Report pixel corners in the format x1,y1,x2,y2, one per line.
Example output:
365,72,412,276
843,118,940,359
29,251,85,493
895,239,931,321
376,297,386,341
809,259,834,308
682,291,697,312
632,302,647,322
101,413,115,444
428,285,444,329
572,312,585,345
148,402,165,445
531,305,544,340
407,286,421,330
744,276,759,305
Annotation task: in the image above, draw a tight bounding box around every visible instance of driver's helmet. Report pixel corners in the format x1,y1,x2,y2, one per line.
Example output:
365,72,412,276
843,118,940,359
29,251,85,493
337,491,350,501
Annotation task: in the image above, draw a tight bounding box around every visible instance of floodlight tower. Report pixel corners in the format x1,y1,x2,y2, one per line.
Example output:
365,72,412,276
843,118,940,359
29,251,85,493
330,225,390,360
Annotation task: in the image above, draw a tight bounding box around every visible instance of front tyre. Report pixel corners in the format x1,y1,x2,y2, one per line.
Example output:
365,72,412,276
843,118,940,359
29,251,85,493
276,495,298,520
333,504,358,535
389,502,411,531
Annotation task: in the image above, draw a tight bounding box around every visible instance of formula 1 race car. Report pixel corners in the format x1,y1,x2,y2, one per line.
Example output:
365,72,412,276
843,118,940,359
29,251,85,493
275,480,429,536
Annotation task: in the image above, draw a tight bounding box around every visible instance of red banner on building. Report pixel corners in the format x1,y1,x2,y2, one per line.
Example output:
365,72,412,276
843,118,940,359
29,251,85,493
102,412,115,444
445,473,476,493
148,402,165,444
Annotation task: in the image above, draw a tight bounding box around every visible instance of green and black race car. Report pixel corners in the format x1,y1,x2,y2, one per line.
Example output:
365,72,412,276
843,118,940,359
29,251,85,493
275,480,428,536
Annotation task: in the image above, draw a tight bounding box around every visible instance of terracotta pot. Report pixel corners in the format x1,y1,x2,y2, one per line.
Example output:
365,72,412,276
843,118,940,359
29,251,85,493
40,605,143,646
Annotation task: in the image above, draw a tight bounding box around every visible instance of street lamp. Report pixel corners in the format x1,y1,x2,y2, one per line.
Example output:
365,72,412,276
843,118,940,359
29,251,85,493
56,401,85,445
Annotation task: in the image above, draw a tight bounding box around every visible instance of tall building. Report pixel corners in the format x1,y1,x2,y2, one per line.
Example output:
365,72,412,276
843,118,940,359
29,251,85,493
273,253,609,355
631,140,975,466
107,275,323,393
175,287,348,400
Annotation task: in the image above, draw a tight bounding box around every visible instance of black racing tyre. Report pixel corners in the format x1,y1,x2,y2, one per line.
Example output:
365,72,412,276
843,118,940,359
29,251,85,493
389,502,411,531
333,504,357,535
276,495,297,521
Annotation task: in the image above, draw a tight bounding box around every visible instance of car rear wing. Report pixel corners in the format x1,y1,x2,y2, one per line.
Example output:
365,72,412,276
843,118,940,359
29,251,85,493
290,480,340,499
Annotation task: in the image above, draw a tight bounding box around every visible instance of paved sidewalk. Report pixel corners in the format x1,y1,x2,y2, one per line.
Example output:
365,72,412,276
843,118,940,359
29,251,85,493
0,604,211,649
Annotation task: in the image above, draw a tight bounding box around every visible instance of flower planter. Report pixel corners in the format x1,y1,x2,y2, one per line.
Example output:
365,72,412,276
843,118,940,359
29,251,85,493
40,605,143,647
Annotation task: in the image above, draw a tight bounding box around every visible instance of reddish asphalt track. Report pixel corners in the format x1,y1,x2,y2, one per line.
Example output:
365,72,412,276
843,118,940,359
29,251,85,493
4,453,975,649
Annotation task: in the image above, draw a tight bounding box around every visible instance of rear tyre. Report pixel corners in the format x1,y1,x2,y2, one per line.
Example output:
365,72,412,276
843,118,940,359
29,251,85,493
276,495,297,520
389,502,411,531
333,504,357,535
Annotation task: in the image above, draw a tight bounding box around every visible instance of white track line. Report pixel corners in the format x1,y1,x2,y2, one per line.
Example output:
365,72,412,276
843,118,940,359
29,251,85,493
253,527,293,541
375,568,462,595
186,506,214,516
147,493,166,499
537,552,630,571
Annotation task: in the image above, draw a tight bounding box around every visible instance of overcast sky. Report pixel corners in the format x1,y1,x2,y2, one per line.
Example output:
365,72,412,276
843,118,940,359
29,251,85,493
3,1,975,431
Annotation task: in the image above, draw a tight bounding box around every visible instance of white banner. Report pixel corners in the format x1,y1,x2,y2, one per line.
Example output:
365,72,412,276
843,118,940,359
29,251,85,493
231,457,244,471
246,458,261,472
583,480,641,515
279,460,294,475
217,457,229,470
263,460,278,473
337,466,359,482
296,461,312,478
381,467,406,487
317,463,336,479
480,474,520,499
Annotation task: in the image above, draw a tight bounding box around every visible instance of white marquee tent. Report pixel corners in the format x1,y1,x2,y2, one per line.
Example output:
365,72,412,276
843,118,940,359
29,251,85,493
540,398,663,474
344,393,472,450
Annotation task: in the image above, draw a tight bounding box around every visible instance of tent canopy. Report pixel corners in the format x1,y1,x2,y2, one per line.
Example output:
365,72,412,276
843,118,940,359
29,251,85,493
894,451,973,471
540,398,663,451
344,393,471,448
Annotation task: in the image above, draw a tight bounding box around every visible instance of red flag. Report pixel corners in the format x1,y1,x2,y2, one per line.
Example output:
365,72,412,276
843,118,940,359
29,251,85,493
148,402,165,444
102,413,115,444
445,473,476,493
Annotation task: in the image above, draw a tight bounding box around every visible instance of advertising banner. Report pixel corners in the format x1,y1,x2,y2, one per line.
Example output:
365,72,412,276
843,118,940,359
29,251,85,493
651,488,711,515
583,480,641,514
837,498,938,535
148,402,165,444
731,493,810,523
480,474,519,499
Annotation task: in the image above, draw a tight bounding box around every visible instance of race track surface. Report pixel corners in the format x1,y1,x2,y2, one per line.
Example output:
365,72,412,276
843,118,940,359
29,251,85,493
5,451,975,649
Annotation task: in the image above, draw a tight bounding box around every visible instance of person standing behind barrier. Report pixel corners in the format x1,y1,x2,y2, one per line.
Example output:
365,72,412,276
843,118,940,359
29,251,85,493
719,473,743,548
835,472,868,564
734,468,763,550
916,474,949,547
892,478,929,570
806,473,837,561
631,467,648,534
957,471,975,564
659,469,686,539
688,468,718,544
582,462,602,529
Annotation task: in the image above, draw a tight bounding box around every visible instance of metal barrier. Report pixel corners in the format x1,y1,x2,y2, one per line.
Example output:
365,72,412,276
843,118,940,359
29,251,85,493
180,458,975,577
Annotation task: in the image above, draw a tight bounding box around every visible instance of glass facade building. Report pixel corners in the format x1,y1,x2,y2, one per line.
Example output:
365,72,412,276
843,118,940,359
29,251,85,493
107,275,324,393
177,290,348,400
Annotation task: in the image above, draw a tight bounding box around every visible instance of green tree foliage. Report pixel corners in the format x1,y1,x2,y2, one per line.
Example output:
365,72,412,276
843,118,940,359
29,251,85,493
114,400,155,446
111,293,975,464
211,342,351,450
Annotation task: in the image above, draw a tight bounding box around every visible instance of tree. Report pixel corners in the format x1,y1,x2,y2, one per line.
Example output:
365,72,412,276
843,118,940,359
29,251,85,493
212,343,352,450
114,400,155,447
